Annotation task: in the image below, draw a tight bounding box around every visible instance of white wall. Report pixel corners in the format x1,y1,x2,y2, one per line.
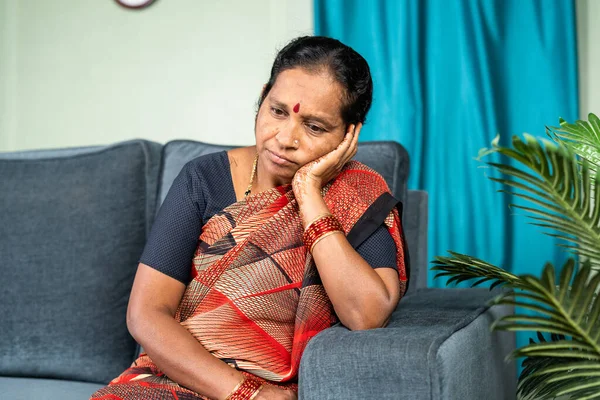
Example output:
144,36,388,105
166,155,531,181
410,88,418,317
0,0,313,152
577,0,600,119
0,0,17,152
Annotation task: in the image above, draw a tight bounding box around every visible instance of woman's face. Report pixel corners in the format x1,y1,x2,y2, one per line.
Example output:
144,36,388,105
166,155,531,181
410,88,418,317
255,67,348,184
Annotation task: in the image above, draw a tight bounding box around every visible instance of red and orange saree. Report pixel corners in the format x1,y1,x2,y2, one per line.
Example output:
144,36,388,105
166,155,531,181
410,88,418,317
91,161,407,400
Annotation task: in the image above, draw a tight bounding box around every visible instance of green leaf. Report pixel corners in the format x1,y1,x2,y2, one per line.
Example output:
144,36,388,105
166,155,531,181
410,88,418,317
550,114,600,167
555,378,600,396
492,323,579,338
530,361,600,375
491,298,562,319
586,293,600,336
540,263,556,292
514,340,597,355
499,315,575,333
546,371,600,383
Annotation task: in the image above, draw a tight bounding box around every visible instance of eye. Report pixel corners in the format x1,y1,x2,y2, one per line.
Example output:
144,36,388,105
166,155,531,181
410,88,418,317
306,123,325,134
271,107,286,117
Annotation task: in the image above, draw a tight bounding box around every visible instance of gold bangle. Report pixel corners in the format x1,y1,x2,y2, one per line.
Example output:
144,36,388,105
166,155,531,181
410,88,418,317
310,230,344,253
247,385,264,400
224,378,245,400
304,213,333,231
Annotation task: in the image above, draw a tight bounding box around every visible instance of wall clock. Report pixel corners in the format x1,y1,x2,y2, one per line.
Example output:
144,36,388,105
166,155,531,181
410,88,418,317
115,0,156,9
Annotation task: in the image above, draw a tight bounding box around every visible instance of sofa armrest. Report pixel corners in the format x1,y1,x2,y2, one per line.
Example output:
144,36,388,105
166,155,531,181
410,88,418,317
405,190,428,293
298,289,516,400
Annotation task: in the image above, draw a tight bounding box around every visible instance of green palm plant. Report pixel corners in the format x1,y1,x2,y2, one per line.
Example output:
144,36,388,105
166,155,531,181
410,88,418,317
432,113,600,399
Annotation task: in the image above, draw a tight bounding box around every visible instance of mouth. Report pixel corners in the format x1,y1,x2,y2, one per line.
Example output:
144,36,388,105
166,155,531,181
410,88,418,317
266,149,296,166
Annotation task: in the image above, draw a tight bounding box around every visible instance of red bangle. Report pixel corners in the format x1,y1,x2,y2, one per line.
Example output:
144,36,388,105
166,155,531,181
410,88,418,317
303,214,344,253
225,376,263,400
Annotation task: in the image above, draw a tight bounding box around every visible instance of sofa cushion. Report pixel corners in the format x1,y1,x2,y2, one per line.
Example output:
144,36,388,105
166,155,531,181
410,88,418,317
0,377,104,400
158,140,233,205
353,141,409,203
158,140,409,206
0,140,162,384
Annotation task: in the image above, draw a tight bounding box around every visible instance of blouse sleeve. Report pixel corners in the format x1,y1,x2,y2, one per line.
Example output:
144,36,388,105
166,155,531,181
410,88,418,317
355,224,398,270
139,162,205,284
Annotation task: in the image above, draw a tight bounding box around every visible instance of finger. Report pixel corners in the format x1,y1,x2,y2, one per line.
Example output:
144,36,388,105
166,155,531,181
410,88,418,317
329,125,354,165
340,124,355,152
349,123,360,154
339,124,355,149
335,131,355,168
352,123,361,145
354,122,363,136
341,124,359,163
316,125,355,172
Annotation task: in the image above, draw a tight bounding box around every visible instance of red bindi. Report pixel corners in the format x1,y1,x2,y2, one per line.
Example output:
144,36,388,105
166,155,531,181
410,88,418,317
293,103,300,113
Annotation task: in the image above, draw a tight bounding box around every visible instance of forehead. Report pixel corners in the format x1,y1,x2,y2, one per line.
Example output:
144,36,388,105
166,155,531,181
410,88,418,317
269,68,344,118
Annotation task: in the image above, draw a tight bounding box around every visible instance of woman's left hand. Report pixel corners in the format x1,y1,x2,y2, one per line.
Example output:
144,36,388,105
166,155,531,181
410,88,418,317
292,123,362,196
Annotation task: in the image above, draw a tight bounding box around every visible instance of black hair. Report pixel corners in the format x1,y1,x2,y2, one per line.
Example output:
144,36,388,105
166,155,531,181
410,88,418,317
258,36,373,125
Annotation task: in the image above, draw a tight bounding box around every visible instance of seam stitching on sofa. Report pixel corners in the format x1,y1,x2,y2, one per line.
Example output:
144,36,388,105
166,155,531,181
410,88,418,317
0,140,143,162
426,303,489,400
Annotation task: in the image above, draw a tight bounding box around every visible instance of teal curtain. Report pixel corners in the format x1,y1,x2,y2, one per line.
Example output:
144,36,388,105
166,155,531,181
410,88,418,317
316,0,579,365
315,0,579,285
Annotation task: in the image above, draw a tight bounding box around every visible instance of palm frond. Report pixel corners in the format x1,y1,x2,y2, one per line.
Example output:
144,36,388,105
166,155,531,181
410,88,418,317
431,251,521,289
548,113,600,170
491,261,600,350
516,334,573,400
517,339,600,400
477,132,600,264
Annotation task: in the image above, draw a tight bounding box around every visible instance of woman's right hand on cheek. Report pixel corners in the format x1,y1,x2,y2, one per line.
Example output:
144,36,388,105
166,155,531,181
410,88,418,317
292,122,362,195
255,384,298,400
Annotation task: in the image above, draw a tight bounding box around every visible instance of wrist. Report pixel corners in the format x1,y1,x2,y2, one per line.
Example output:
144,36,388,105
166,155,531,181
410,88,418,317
302,214,344,253
298,198,330,229
293,181,321,199
223,375,263,400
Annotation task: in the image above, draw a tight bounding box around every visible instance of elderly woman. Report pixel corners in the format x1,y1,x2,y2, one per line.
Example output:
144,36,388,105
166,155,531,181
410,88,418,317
91,36,407,400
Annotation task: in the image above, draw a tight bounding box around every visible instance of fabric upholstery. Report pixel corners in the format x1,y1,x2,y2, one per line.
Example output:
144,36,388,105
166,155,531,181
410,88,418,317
437,303,516,399
353,140,409,203
158,140,233,205
298,288,516,399
3,145,101,159
0,377,104,400
0,140,162,384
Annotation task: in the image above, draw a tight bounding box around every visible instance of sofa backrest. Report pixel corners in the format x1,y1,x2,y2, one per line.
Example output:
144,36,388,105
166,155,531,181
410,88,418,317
0,140,162,384
157,140,410,206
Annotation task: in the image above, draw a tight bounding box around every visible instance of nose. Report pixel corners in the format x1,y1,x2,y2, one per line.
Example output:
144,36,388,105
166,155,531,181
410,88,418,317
275,123,299,149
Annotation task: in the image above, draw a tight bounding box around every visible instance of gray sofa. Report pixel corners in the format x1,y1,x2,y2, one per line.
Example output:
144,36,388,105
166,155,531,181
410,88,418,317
0,139,516,399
